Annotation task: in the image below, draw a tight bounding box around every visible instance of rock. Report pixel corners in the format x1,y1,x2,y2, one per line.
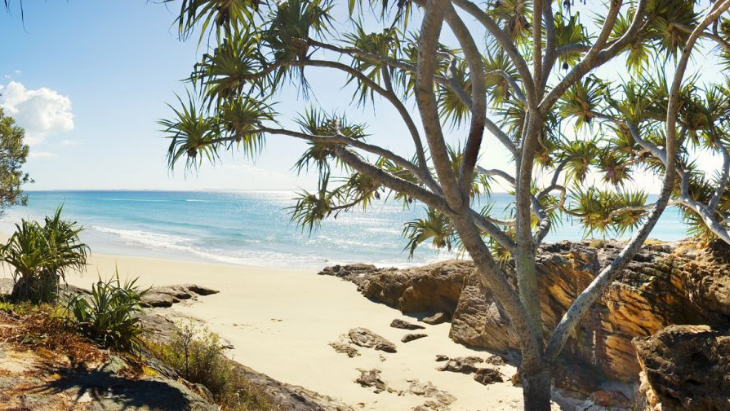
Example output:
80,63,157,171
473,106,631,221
401,333,428,343
473,368,504,385
510,372,521,386
437,358,478,374
348,328,397,353
318,264,378,280
435,355,449,362
184,284,219,296
323,239,730,398
356,369,386,393
484,355,506,366
588,390,632,408
406,380,456,407
423,312,450,325
141,284,220,308
329,342,360,358
141,293,176,308
320,261,470,314
634,324,730,410
390,319,426,330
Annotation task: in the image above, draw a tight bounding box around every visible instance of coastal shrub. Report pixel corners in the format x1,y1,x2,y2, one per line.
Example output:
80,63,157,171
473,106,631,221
66,272,147,352
148,322,272,411
2,206,88,303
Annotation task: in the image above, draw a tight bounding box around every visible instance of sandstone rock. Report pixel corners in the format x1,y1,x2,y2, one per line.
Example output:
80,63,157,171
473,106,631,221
319,261,471,314
141,284,220,308
356,369,386,393
588,390,632,408
183,284,219,296
323,240,730,398
406,380,456,407
484,355,506,366
329,342,360,358
634,324,730,410
348,328,397,353
390,319,425,330
423,312,449,325
473,368,504,385
435,355,449,362
401,333,428,343
437,358,478,374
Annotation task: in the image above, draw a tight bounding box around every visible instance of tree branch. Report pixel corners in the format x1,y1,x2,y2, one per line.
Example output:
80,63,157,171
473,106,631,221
452,0,537,107
415,0,464,211
545,0,730,363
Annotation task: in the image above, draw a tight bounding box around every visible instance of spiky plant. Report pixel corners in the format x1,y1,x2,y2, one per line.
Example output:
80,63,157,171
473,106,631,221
2,207,88,303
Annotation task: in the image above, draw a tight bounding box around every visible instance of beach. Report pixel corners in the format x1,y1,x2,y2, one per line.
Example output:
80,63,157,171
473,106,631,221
0,251,541,410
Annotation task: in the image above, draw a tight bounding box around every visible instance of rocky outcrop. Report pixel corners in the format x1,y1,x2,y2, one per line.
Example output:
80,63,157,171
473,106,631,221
634,325,730,411
142,284,219,308
321,240,730,401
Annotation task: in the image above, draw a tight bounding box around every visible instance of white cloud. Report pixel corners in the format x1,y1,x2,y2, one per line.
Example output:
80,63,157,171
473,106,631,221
28,151,58,159
0,81,74,145
14,70,22,75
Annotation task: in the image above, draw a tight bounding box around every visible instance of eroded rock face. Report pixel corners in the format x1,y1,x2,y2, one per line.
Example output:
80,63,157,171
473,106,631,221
322,240,730,399
634,325,730,411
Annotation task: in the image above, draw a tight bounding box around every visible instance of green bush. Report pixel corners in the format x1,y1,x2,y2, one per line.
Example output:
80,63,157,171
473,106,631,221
149,322,272,411
2,206,88,303
66,272,147,352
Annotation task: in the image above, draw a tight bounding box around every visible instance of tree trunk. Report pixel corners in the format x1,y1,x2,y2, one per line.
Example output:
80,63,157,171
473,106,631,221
521,368,551,411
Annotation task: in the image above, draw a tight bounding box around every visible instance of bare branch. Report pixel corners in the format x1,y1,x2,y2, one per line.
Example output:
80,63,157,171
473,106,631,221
415,0,464,211
444,5,487,197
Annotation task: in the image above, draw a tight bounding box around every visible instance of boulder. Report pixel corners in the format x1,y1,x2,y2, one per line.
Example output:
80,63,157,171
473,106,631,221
348,328,397,353
390,319,425,330
634,325,730,410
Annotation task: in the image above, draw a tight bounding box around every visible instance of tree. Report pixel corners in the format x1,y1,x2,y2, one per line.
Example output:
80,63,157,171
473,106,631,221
0,107,31,214
3,207,89,303
161,0,730,408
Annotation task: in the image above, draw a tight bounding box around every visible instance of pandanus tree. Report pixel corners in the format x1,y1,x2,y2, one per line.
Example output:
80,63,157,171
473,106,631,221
162,0,730,408
3,207,89,303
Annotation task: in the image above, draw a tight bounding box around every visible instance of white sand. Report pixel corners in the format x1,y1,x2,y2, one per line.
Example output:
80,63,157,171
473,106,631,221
2,253,552,410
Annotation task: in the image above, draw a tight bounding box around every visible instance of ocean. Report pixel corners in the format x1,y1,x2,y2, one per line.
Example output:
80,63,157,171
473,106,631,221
0,191,689,270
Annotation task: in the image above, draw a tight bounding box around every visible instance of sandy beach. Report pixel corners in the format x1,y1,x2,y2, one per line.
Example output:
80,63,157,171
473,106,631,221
0,252,542,410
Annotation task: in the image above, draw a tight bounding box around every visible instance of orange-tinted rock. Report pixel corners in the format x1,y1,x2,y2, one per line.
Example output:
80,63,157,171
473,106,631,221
634,325,730,410
322,240,730,400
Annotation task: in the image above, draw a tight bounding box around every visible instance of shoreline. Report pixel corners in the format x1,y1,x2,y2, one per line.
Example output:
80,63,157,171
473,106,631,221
1,251,533,410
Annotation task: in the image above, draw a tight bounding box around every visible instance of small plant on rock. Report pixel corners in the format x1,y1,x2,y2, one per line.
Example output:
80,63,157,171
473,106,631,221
66,271,147,352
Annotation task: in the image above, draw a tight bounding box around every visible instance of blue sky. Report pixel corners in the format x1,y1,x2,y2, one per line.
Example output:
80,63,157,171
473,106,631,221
0,1,326,190
0,1,722,193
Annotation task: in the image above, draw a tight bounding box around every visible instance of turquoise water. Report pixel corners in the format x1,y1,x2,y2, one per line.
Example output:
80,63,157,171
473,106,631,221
0,191,687,270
